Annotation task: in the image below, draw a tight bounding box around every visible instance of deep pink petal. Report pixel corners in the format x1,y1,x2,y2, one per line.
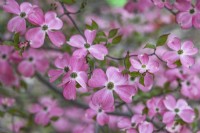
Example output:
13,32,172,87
54,53,70,69
63,81,76,100
176,12,193,29
18,61,35,77
138,54,149,65
72,49,88,58
35,59,49,73
84,30,96,44
34,111,50,126
76,71,88,89
25,27,45,48
193,12,200,29
28,7,44,26
7,16,26,34
49,107,64,118
117,118,131,129
47,31,65,47
3,0,20,14
67,34,85,48
88,69,107,88
20,2,33,15
45,11,63,30
28,104,42,113
89,44,108,60
48,69,63,82
130,58,142,70
138,122,154,133
162,51,179,63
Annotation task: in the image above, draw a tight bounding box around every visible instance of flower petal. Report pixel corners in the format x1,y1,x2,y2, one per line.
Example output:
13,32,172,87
163,111,175,124
63,81,76,100
84,30,96,44
3,0,20,14
45,11,63,30
47,31,65,47
176,12,193,29
179,109,195,123
88,69,107,88
181,40,198,55
89,44,108,60
67,34,85,48
18,61,35,77
163,95,176,111
7,16,26,34
28,7,44,26
180,55,195,68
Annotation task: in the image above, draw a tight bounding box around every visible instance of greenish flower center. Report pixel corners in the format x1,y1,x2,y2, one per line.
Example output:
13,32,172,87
70,72,77,79
28,57,33,62
142,65,146,68
2,54,6,59
42,25,48,31
177,50,183,55
64,67,69,72
174,108,179,113
84,43,90,49
130,76,135,81
190,9,195,14
20,12,26,18
107,82,114,90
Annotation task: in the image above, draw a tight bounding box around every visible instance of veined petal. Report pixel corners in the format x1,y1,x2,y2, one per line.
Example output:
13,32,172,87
89,44,108,60
67,34,85,48
88,69,107,88
84,29,96,44
47,31,65,47
7,16,26,34
45,11,63,30
63,81,76,100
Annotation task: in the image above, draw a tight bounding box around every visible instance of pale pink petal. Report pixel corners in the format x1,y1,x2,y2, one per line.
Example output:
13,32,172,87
76,71,88,89
72,49,88,58
84,30,96,44
49,107,64,117
45,11,63,30
163,95,176,111
163,111,175,124
34,111,50,126
89,44,108,60
179,109,195,123
35,59,49,73
18,61,35,77
130,58,142,70
167,37,181,51
25,27,45,48
69,56,87,71
138,54,149,65
176,99,189,110
20,2,33,15
63,81,76,100
54,53,70,69
181,40,198,55
147,59,159,73
67,34,85,48
88,69,107,88
3,0,20,14
97,112,109,126
28,7,44,26
85,108,97,119
114,85,136,103
176,12,193,29
7,16,26,34
47,31,65,47
138,122,154,133
162,51,179,63
117,118,131,129
180,55,195,68
193,12,200,29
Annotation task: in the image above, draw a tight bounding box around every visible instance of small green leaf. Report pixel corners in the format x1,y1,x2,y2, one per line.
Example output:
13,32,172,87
112,35,122,44
129,72,141,77
97,31,106,37
86,24,93,30
51,116,59,121
0,110,4,117
139,76,145,86
3,41,14,46
60,0,76,4
144,43,156,49
156,33,170,46
91,20,99,30
20,80,28,90
14,33,20,44
124,52,131,69
108,29,118,38
174,60,182,67
142,107,149,115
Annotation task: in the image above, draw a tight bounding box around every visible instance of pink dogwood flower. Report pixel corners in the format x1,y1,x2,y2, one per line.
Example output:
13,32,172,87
152,0,172,9
163,95,195,124
67,29,108,60
26,7,66,48
85,91,114,126
17,49,49,77
176,0,200,29
88,67,136,105
147,97,166,117
0,96,15,107
58,56,88,100
3,0,35,34
162,36,198,68
118,114,153,133
130,54,159,74
29,97,63,126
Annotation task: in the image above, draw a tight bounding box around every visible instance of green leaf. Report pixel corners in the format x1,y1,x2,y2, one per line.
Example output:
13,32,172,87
156,33,170,47
0,110,4,117
60,0,76,4
124,52,131,69
3,41,14,46
91,20,99,30
129,72,141,77
97,31,106,37
86,24,93,30
139,76,145,86
108,29,118,38
20,80,28,90
194,108,199,120
14,33,20,44
8,108,27,117
144,43,156,49
142,107,149,115
112,35,122,44
174,60,182,67
51,116,59,121
106,0,127,7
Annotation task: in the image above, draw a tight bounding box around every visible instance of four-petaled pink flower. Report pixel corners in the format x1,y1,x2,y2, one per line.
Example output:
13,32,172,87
3,0,35,34
29,97,63,126
176,0,200,29
85,90,114,126
162,36,198,68
88,67,136,105
26,7,66,48
163,95,195,124
17,49,49,77
58,56,88,100
130,54,159,74
118,114,154,133
152,0,172,9
68,29,108,60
